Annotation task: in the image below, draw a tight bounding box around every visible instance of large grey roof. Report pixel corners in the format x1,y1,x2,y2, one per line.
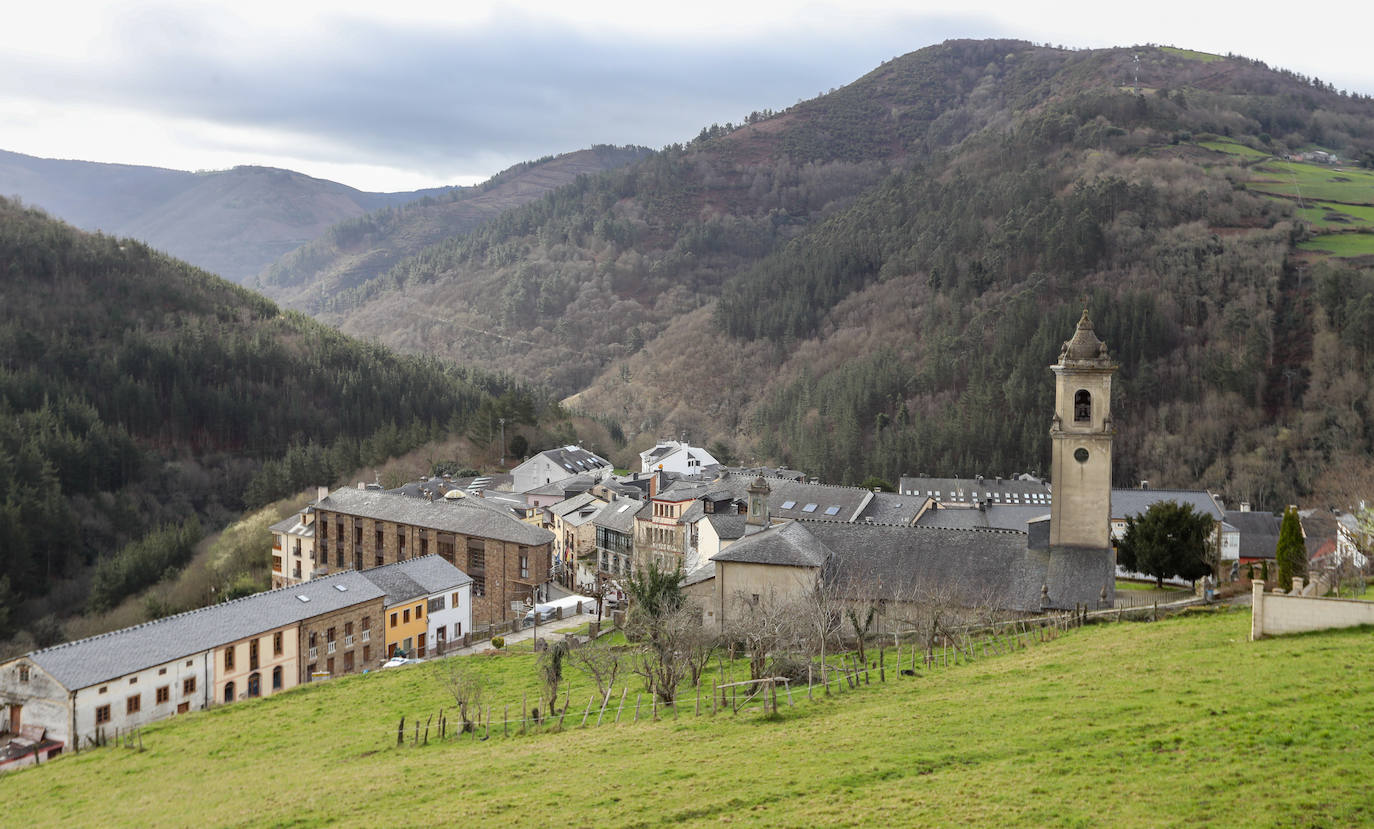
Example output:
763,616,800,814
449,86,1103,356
269,513,315,536
712,521,830,568
318,487,553,546
533,445,612,473
915,505,1051,532
360,555,471,606
23,571,385,691
804,522,1045,611
1111,489,1223,521
593,499,647,532
898,476,1051,507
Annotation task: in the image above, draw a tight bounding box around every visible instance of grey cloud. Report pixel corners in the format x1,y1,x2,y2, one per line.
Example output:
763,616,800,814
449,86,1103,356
1,10,1007,179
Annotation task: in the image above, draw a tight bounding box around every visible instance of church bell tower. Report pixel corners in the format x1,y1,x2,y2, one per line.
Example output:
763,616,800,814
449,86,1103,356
1049,309,1115,549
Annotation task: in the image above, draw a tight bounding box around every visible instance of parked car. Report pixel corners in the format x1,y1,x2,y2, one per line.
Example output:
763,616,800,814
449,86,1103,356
381,656,422,669
522,604,558,624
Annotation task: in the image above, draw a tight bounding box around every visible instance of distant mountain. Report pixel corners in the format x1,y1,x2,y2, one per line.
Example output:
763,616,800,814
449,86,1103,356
254,145,653,309
0,196,534,614
0,150,462,283
305,40,1374,511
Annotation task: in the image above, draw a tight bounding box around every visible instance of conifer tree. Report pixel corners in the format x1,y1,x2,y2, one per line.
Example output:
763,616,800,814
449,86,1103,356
1275,505,1306,591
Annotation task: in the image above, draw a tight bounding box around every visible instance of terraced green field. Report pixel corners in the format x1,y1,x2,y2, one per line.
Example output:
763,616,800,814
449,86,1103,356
1293,201,1374,231
1250,160,1374,203
1161,46,1225,63
1198,139,1271,159
4,610,1374,826
1299,233,1374,258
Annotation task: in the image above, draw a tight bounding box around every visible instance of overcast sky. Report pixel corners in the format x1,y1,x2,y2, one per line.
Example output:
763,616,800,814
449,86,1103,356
4,1,1372,192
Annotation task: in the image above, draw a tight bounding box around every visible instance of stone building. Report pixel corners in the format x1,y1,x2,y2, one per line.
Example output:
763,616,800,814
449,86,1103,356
313,486,554,631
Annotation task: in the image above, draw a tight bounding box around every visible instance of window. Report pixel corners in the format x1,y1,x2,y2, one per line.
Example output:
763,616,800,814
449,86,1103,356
273,631,283,656
224,682,235,703
127,694,141,714
158,667,167,676
403,608,411,624
18,665,28,682
327,627,335,642
415,604,423,620
802,503,818,513
1074,389,1091,422
454,622,462,638
520,554,529,579
362,617,371,642
429,596,445,613
420,537,429,557
390,612,398,627
327,640,337,655
781,500,796,510
344,652,355,672
363,645,371,663
472,576,485,597
824,506,841,516
183,677,196,695
247,672,261,698
96,705,111,724
156,686,170,704
224,646,235,671
130,676,138,685
272,666,283,690
326,657,334,675
467,542,485,571
375,528,384,549
249,639,260,670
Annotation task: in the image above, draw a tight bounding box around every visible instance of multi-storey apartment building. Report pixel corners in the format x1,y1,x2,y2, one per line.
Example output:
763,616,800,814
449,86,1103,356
313,486,554,631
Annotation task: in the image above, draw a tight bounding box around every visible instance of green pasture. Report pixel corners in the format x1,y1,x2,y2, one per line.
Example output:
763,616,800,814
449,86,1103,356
1250,160,1374,204
1161,46,1225,63
1299,233,1374,258
1293,201,1374,231
1197,139,1270,160
6,611,1374,826
1115,579,1186,592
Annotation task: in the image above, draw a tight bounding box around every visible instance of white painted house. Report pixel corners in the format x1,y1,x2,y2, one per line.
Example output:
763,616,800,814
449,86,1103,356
639,440,719,476
359,555,473,656
511,445,613,493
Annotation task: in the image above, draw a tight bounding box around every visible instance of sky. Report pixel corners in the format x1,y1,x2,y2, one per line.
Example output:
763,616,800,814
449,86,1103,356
3,1,1372,192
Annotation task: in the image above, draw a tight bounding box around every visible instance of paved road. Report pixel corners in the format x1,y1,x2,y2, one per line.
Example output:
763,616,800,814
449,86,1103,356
445,610,605,656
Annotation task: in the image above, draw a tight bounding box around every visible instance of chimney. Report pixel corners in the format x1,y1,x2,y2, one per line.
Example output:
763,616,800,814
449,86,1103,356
649,471,659,499
357,481,366,490
317,485,329,503
1240,501,1251,512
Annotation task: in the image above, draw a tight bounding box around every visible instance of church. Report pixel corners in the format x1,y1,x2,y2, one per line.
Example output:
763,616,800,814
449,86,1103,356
685,311,1118,630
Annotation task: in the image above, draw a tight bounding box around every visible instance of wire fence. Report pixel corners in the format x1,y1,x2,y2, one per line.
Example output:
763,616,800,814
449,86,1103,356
386,607,1138,749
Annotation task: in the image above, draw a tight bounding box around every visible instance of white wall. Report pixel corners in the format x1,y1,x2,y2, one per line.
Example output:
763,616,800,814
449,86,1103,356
1252,579,1374,638
429,585,472,649
70,652,213,747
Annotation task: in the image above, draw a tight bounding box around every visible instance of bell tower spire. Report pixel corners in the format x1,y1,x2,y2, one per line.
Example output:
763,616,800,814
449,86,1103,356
1049,309,1115,549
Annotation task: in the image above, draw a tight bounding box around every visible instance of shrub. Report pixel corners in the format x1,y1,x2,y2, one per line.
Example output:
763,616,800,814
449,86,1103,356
491,636,505,650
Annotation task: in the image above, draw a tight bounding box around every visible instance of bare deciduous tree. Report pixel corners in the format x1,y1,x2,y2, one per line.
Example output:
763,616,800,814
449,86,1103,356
567,640,624,700
431,658,485,733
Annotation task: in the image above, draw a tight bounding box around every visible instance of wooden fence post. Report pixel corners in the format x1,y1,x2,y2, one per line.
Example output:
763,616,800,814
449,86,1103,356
615,687,628,723
634,694,641,722
397,717,404,746
582,695,594,727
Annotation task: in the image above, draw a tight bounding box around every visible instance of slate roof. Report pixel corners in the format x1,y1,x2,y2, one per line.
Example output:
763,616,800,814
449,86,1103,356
683,559,715,587
853,492,925,525
1111,488,1223,521
360,555,471,606
22,571,386,691
523,474,598,497
914,505,1051,532
803,522,1044,611
1224,510,1281,559
549,492,603,517
318,487,553,546
593,500,648,533
898,476,1052,507
711,521,830,568
533,445,612,474
706,513,749,541
268,513,315,536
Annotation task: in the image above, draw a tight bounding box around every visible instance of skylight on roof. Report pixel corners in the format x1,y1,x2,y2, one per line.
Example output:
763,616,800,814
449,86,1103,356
335,584,347,591
824,506,841,516
802,504,818,513
296,595,310,602
781,500,797,509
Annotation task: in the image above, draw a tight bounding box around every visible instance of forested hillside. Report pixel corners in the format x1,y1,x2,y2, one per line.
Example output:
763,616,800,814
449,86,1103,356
0,197,539,627
256,145,652,310
310,41,1374,511
0,151,462,283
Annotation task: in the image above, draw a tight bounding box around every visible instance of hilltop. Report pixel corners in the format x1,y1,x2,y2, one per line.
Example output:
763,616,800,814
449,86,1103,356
255,145,652,309
301,40,1374,509
4,611,1372,825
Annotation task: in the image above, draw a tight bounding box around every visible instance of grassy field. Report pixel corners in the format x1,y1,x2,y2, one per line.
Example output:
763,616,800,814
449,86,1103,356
5,610,1374,826
1249,160,1374,204
1299,233,1374,258
1292,200,1374,231
1197,139,1271,160
1161,46,1225,63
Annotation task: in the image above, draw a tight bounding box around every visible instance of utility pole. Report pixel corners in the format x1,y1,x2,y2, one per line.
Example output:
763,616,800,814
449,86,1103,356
498,417,506,467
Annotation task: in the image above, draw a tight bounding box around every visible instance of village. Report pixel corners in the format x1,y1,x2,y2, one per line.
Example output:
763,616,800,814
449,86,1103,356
2,311,1370,771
